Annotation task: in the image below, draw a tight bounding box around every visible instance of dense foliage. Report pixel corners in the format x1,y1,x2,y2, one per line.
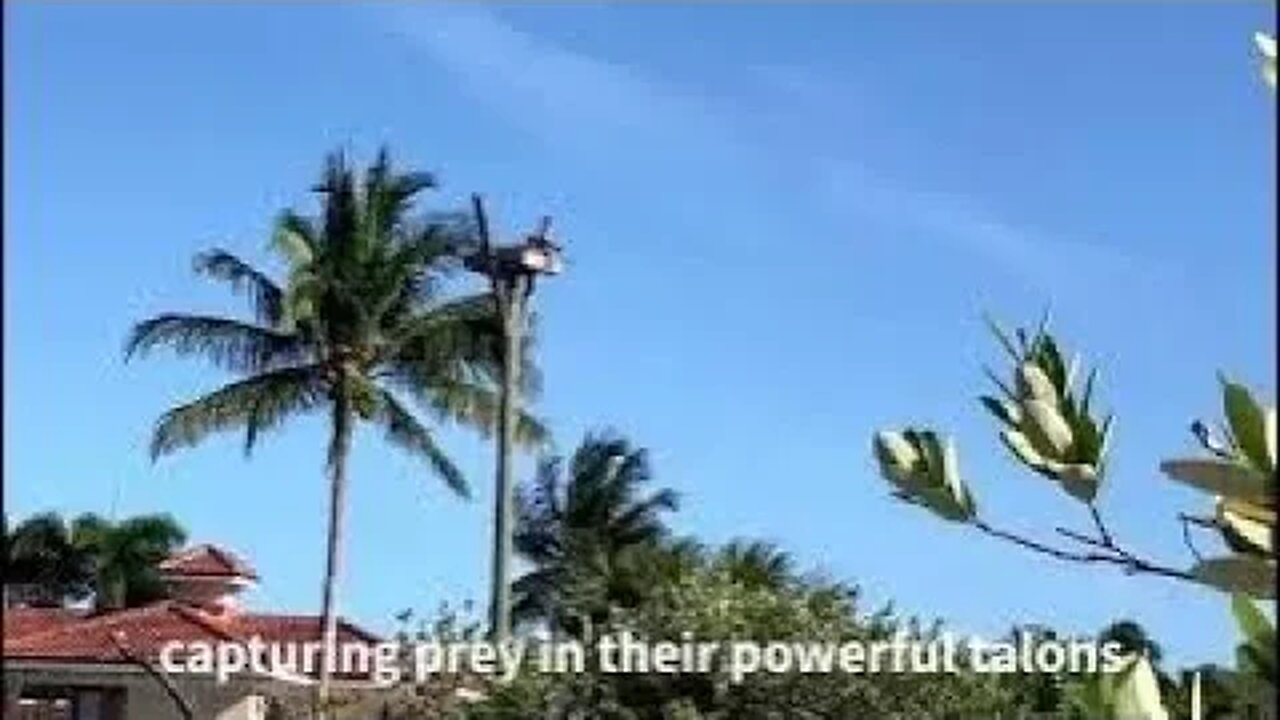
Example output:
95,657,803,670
3,511,186,611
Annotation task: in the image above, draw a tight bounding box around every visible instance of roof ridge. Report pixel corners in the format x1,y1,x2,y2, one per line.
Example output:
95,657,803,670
236,613,382,644
168,602,243,643
4,601,176,650
159,542,258,579
161,544,208,564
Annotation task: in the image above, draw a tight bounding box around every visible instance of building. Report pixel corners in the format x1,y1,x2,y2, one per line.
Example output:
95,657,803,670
3,544,381,720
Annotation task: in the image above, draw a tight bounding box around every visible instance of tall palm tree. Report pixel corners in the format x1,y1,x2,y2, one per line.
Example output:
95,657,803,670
70,513,187,611
3,512,94,607
125,148,545,713
513,432,678,635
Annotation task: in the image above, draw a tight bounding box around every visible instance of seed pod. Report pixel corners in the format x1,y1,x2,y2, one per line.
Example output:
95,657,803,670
1022,399,1075,457
1265,407,1276,473
874,431,920,487
1000,428,1046,470
1017,363,1058,404
1218,499,1275,555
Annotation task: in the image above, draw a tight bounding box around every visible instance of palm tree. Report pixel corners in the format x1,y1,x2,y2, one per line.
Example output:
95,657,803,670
125,148,545,713
70,513,187,611
3,512,93,607
513,432,678,635
712,539,795,590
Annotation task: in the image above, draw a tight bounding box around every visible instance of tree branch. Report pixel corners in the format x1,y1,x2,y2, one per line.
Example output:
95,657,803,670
110,631,196,720
1178,513,1216,563
1087,503,1114,548
972,519,1197,583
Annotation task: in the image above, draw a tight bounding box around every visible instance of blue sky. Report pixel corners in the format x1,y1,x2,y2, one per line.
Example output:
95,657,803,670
5,3,1275,668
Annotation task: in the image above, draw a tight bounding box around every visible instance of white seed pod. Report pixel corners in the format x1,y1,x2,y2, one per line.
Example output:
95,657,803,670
1218,499,1275,555
1017,363,1059,404
1000,428,1046,470
941,438,965,501
1022,399,1075,457
874,431,920,487
1264,406,1276,473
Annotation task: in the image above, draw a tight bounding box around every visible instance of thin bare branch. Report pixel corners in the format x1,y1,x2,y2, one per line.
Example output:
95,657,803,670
111,631,195,720
973,520,1196,583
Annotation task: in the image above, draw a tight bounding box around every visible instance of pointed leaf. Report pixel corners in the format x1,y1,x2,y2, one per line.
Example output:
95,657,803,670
983,366,1018,403
1223,379,1273,473
1000,428,1047,471
980,395,1020,426
1192,556,1277,599
1081,368,1098,416
1161,459,1272,504
1230,592,1277,681
1036,335,1067,394
1218,500,1275,555
1231,593,1276,651
983,313,1022,362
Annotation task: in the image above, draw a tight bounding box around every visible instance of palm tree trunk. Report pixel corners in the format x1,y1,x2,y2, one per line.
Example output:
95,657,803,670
317,386,354,720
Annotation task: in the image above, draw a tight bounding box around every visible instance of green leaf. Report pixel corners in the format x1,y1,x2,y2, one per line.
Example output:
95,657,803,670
1031,307,1052,350
983,313,1022,362
1231,593,1276,648
1036,335,1067,395
1071,412,1103,466
979,395,1019,426
983,366,1018,403
1099,415,1114,460
1000,428,1047,471
1222,378,1273,473
1192,556,1277,599
1081,368,1098,416
1231,593,1277,683
1161,459,1272,504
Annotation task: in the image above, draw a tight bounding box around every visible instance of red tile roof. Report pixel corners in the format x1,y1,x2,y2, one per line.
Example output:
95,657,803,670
3,601,380,673
158,544,259,581
3,607,88,641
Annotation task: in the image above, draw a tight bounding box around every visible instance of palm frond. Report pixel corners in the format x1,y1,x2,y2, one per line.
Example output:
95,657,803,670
365,147,438,239
612,489,680,538
114,514,187,549
272,210,318,268
391,293,499,355
149,365,325,459
391,371,548,448
192,249,284,325
369,387,470,498
125,314,305,373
